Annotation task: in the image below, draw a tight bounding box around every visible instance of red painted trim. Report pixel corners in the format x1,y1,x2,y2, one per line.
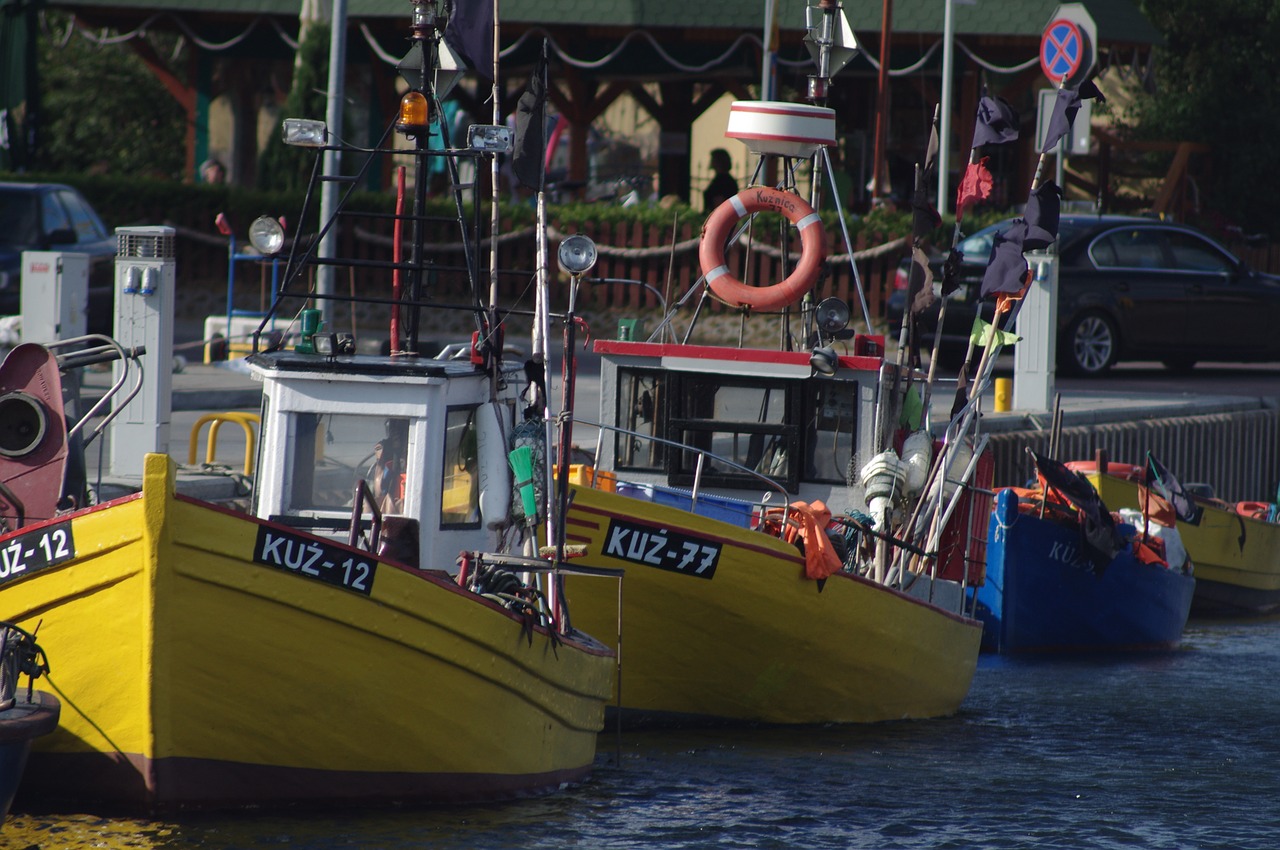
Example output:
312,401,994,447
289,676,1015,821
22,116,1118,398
726,130,835,145
592,339,883,372
730,103,832,117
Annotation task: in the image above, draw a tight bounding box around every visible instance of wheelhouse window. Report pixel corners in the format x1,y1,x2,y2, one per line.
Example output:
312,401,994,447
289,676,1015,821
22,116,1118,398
669,374,798,491
287,413,410,513
615,369,667,472
613,366,858,492
440,405,481,528
804,383,857,484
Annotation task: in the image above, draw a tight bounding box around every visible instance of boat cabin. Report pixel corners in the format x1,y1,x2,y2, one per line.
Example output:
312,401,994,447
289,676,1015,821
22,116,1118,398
589,336,887,515
246,350,521,572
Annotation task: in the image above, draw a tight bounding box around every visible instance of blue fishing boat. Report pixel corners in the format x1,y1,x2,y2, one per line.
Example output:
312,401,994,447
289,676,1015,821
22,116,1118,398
974,453,1195,654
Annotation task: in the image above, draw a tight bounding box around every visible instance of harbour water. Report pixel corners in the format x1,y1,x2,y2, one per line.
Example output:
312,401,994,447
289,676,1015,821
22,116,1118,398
8,614,1280,849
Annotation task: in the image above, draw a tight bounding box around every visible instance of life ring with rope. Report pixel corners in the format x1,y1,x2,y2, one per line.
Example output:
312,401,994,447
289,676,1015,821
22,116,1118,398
698,187,826,311
1236,501,1272,520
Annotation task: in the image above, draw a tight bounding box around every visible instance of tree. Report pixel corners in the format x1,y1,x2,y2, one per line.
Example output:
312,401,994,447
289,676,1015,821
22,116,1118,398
1136,0,1280,235
256,16,330,192
32,12,185,178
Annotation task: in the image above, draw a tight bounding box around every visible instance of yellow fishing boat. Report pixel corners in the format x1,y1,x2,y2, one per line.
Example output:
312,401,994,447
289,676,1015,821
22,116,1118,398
0,2,616,813
548,0,1007,724
1072,458,1280,615
4,454,611,812
563,477,983,724
557,337,992,725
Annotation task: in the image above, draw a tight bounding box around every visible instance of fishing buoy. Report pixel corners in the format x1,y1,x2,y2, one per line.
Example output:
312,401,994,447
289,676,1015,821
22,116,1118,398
928,439,975,503
476,401,512,529
900,431,934,496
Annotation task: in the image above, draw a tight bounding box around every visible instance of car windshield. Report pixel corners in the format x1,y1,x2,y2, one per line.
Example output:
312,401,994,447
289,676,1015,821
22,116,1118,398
0,190,41,247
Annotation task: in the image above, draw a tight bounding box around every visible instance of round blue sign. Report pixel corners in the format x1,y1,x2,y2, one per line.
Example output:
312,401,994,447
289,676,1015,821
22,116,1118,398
1040,19,1085,83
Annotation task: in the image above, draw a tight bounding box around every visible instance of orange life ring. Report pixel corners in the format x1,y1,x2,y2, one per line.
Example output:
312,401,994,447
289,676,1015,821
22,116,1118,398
699,187,826,311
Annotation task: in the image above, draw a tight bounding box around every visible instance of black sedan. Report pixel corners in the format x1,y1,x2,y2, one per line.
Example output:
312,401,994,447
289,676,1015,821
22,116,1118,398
886,214,1280,376
0,182,117,330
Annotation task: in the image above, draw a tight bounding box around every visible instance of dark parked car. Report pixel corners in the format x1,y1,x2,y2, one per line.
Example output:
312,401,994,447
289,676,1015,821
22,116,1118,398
0,182,117,331
886,214,1280,376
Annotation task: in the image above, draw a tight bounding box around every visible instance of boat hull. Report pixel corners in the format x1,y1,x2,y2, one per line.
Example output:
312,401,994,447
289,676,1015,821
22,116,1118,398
3,455,613,814
0,691,59,820
561,485,983,725
1084,472,1280,616
976,490,1195,653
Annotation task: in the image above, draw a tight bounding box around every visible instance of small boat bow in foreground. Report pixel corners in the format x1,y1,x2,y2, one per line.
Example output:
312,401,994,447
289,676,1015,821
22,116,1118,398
0,622,58,821
0,1,615,814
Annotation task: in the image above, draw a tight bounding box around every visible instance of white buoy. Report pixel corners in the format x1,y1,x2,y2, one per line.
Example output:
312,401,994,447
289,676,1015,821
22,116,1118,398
476,401,512,529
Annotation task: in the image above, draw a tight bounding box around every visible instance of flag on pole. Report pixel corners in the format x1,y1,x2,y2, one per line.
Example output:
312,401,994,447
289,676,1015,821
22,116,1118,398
980,220,1031,298
907,246,937,316
1145,452,1204,525
512,48,548,190
971,92,1020,148
1024,180,1062,250
1041,79,1105,153
955,156,993,218
924,122,940,174
969,315,1021,347
940,246,964,297
910,177,942,244
1030,450,1122,572
444,0,495,78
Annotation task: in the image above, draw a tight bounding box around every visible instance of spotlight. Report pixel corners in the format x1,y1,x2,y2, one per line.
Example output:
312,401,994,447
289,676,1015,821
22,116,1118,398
558,235,598,276
810,346,839,376
815,297,851,337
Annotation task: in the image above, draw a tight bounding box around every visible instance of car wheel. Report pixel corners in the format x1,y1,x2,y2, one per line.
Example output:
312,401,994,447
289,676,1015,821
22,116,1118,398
1162,357,1197,374
1060,312,1118,376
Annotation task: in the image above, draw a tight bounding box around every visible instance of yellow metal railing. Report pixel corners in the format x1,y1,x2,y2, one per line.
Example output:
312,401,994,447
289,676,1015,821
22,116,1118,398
188,412,261,475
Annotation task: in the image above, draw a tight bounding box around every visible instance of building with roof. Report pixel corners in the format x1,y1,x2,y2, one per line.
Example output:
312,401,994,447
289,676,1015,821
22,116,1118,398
30,0,1163,210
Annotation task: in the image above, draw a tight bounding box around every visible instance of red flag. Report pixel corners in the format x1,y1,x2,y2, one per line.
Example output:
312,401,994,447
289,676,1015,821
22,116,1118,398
955,157,993,218
994,276,1031,315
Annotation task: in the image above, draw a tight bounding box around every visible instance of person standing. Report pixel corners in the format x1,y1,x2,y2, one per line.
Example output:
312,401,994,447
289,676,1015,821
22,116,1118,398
703,148,738,210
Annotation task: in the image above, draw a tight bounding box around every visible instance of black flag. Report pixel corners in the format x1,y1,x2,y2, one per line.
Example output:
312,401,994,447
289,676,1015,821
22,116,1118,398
1041,79,1105,153
940,246,964,297
980,221,1031,298
910,174,941,244
1030,450,1122,572
971,92,1020,148
512,49,548,190
1024,180,1062,251
1145,452,1203,525
444,0,494,78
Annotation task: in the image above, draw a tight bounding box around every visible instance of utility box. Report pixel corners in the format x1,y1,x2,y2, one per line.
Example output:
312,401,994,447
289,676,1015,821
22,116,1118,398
111,226,176,475
20,251,88,343
1013,251,1058,413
